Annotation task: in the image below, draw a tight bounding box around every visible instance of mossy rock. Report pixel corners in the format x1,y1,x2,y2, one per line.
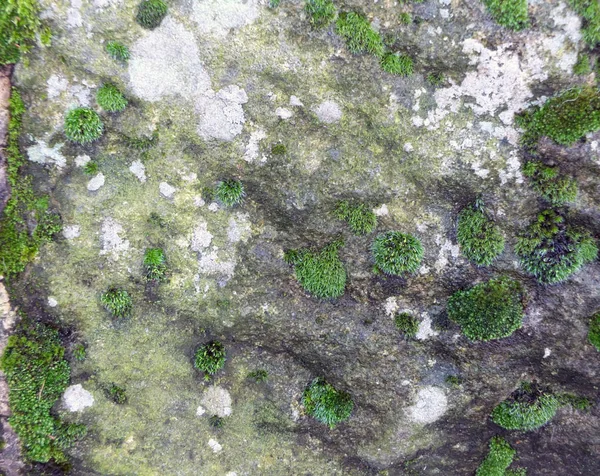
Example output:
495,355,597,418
302,378,353,428
491,383,559,431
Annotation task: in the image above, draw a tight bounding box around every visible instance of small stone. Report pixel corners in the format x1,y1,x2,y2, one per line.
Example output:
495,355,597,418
159,182,176,198
63,384,94,412
543,348,551,358
87,173,105,191
374,204,389,216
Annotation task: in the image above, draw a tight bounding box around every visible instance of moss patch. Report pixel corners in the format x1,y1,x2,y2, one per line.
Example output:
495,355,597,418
302,378,353,428
456,199,505,266
482,0,529,31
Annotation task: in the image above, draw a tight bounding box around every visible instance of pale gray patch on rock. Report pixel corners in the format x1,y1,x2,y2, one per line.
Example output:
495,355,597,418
200,385,232,417
290,95,304,107
208,438,222,453
227,214,251,243
87,173,105,191
48,297,58,307
415,313,439,340
99,218,130,258
62,384,94,412
27,141,66,168
66,0,83,28
159,182,176,198
276,107,293,119
198,249,236,284
196,85,248,141
63,225,81,239
313,100,342,123
191,0,260,37
47,74,69,99
406,386,447,424
69,83,92,106
244,128,267,163
191,220,213,251
129,160,146,182
74,154,90,167
196,405,206,416
374,204,388,216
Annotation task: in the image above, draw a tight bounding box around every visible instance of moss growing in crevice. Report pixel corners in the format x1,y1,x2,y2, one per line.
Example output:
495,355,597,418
335,12,385,57
476,436,525,476
394,312,418,339
371,231,423,276
522,161,577,206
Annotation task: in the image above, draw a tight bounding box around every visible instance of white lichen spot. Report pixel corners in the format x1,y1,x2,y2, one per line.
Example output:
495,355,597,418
87,173,105,191
415,313,439,340
47,74,69,99
404,143,414,152
208,202,220,212
201,386,232,417
48,297,58,307
194,196,206,207
244,128,267,163
191,0,259,37
27,141,66,168
276,107,293,120
191,221,213,251
543,348,552,358
499,151,523,185
208,438,222,453
434,238,460,272
374,204,389,216
100,218,130,258
196,405,206,417
198,249,236,284
290,95,304,107
313,100,342,123
74,154,90,167
159,182,176,199
62,384,94,412
196,85,248,141
227,215,251,243
129,160,146,182
406,386,448,424
63,225,81,239
384,297,398,317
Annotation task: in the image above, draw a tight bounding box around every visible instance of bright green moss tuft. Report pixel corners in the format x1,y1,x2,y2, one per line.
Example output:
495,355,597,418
476,437,521,476
285,240,346,299
491,383,559,431
105,41,130,62
573,52,591,75
522,161,577,206
84,161,99,175
100,288,133,318
447,276,524,341
336,12,385,57
399,12,412,24
381,53,414,76
0,0,42,64
143,247,167,282
334,200,377,235
305,0,336,28
568,0,600,46
194,341,226,378
517,87,600,146
394,312,418,339
248,369,269,382
515,210,598,284
482,0,529,31
215,179,245,207
302,378,353,428
372,231,423,276
588,312,600,351
64,107,104,144
0,320,86,463
96,84,127,112
136,0,167,29
457,200,505,266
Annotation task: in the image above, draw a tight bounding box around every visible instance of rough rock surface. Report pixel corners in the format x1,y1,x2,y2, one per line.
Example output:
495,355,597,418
2,0,600,474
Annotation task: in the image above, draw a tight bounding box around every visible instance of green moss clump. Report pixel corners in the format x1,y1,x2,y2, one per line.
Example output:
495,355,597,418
588,312,600,351
64,107,104,144
515,210,598,284
107,384,127,404
100,288,133,318
399,12,412,24
427,71,445,86
215,179,245,207
209,415,224,428
517,87,600,146
569,0,600,46
394,312,418,339
248,369,269,382
305,0,336,28
457,200,505,266
573,52,591,75
194,341,226,378
448,276,524,341
522,162,577,206
285,240,346,299
84,161,99,175
334,200,377,235
0,89,62,278
0,0,42,64
476,437,523,476
136,0,167,29
335,12,385,57
271,143,287,155
482,0,529,31
302,378,353,428
143,247,167,282
96,84,127,112
105,41,130,62
0,321,86,463
491,382,559,431
381,53,414,76
371,231,423,276
73,343,86,361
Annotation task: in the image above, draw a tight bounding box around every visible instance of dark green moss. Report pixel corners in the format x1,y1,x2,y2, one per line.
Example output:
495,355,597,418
476,436,522,476
380,53,414,76
305,0,336,29
491,382,559,431
557,392,593,411
105,41,130,62
573,52,592,75
335,12,385,57
248,369,269,382
398,12,412,25
124,131,159,150
447,276,524,341
515,210,597,284
73,344,86,362
334,200,377,235
107,384,127,404
271,143,287,155
100,288,133,318
285,240,346,299
426,71,445,86
215,179,245,207
457,199,505,266
569,0,600,46
83,161,99,175
517,87,600,146
522,161,577,206
64,107,104,144
445,375,461,387
588,312,600,351
302,378,353,428
136,0,167,30
371,231,423,276
209,415,224,428
0,0,41,64
394,312,418,339
0,320,85,463
143,247,167,282
194,341,226,379
482,0,529,31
